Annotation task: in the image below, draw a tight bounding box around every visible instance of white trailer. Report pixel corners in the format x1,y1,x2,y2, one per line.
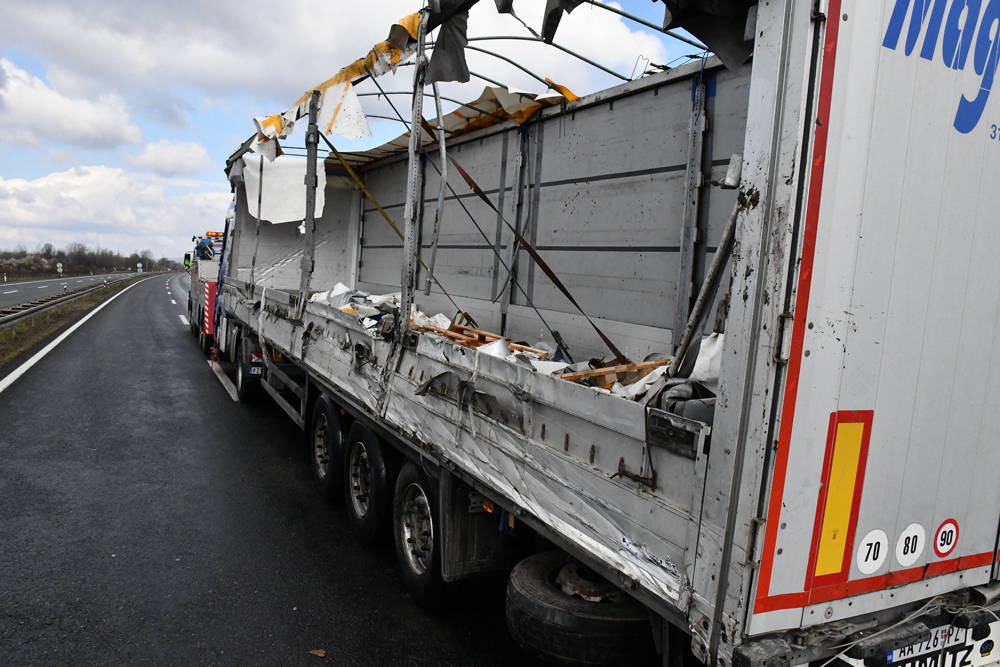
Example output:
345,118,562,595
212,2,1000,665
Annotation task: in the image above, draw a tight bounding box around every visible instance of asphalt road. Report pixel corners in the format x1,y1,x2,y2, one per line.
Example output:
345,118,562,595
0,271,542,666
0,273,130,309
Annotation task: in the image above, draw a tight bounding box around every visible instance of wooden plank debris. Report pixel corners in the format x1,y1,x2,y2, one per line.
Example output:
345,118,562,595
413,323,549,358
556,359,670,389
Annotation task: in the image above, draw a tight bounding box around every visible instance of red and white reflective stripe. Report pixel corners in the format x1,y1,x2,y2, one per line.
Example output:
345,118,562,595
202,282,217,335
203,283,210,333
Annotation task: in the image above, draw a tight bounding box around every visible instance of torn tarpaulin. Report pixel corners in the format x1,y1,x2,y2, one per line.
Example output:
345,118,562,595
248,13,419,151
541,0,584,43
227,157,245,187
316,80,371,140
427,1,470,84
242,154,326,223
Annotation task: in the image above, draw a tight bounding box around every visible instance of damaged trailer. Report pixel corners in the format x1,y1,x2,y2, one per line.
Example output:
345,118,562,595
206,1,1000,665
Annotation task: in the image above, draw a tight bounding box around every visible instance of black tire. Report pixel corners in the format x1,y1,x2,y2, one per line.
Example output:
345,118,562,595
310,395,343,500
343,422,392,545
506,552,656,666
392,462,443,608
187,298,197,335
235,334,261,403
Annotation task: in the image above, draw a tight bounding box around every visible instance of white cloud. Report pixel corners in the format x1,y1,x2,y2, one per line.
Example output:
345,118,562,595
0,59,142,148
0,2,674,121
0,165,230,258
129,139,211,176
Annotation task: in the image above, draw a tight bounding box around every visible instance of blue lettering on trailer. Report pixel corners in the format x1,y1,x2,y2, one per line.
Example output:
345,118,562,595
882,0,1000,133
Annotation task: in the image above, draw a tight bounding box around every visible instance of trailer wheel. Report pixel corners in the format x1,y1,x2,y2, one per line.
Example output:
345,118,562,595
392,462,443,608
235,334,261,402
506,551,656,666
343,422,392,545
310,395,343,500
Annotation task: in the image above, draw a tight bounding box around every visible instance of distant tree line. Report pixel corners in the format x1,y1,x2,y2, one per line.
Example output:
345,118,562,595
0,243,181,279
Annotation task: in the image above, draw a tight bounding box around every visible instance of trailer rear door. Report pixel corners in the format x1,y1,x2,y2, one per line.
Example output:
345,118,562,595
749,0,1000,635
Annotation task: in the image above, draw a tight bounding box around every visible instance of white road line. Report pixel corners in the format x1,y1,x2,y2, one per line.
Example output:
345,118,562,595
0,279,148,395
179,314,190,326
2,290,16,294
208,360,239,402
38,286,47,289
170,299,177,305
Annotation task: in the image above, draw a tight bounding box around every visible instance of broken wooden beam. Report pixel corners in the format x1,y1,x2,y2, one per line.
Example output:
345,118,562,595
556,359,670,384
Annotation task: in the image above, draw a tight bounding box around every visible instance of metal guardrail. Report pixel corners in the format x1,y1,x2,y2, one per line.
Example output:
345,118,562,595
0,277,134,330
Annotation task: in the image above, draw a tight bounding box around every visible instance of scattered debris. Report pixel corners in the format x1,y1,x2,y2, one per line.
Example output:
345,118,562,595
310,283,400,337
308,649,326,658
412,322,550,358
556,359,670,389
309,282,721,404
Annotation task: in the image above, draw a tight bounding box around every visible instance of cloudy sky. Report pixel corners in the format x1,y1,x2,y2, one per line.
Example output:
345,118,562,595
0,1,696,260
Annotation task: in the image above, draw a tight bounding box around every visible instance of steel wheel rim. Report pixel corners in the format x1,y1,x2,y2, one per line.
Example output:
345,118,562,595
400,482,433,575
348,442,371,517
313,413,330,480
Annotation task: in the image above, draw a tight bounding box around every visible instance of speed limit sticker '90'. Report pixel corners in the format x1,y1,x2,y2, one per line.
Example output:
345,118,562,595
933,519,959,558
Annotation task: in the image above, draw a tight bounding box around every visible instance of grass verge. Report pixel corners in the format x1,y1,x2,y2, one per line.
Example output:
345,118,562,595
0,276,146,369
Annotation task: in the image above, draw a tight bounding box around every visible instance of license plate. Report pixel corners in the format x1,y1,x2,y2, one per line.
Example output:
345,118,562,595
888,626,972,665
248,366,263,376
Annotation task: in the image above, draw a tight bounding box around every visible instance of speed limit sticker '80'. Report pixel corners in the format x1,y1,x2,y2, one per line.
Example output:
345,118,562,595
895,523,926,568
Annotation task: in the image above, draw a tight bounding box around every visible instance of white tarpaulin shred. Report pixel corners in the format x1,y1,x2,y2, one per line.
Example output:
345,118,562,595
309,282,354,308
317,81,371,140
249,134,279,162
690,332,724,393
242,154,326,224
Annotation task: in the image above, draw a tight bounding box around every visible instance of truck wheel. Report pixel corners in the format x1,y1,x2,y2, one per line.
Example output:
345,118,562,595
343,422,392,545
187,298,196,335
392,462,443,608
310,395,343,500
506,551,656,666
235,334,261,402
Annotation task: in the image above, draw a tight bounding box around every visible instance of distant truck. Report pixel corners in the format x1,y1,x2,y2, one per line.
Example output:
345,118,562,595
206,3,1000,666
185,231,224,354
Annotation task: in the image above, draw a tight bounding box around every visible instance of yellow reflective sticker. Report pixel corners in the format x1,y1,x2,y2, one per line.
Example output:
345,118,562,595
814,422,865,577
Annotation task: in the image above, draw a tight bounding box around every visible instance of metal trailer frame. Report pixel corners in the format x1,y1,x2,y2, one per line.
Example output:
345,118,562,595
211,2,1000,665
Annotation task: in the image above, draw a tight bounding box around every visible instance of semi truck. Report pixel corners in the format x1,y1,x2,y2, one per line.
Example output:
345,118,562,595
206,1,1000,665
